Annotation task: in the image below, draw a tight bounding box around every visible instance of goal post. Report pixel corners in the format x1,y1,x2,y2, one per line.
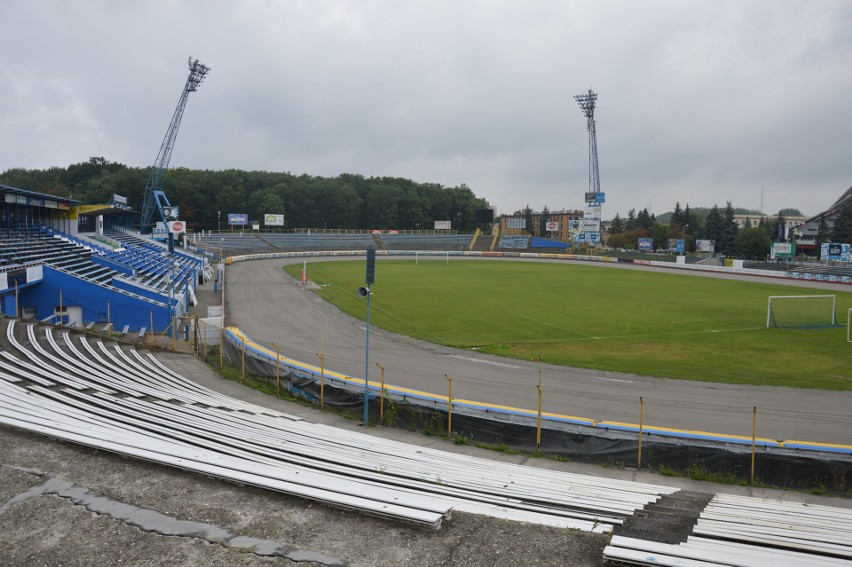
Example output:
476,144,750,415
766,295,838,329
415,251,449,265
848,308,852,343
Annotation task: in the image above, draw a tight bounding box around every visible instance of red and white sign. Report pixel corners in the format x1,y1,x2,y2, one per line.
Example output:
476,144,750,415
546,221,559,232
168,220,186,234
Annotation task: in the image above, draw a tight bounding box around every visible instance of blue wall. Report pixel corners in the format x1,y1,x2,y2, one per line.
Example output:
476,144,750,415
14,267,172,332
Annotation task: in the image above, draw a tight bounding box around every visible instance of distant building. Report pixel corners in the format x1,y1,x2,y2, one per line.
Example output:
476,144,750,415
794,185,852,253
499,209,584,242
733,213,807,233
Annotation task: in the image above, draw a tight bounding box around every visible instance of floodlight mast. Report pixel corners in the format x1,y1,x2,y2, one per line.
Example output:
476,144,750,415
140,57,211,233
574,89,600,194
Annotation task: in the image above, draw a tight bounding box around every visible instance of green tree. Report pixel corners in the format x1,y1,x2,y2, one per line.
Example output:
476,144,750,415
830,204,852,243
609,213,625,235
540,205,550,238
650,224,670,251
636,208,653,230
670,201,683,235
625,208,637,231
815,215,829,251
704,205,723,249
523,205,534,235
774,210,787,242
735,227,771,259
718,201,739,255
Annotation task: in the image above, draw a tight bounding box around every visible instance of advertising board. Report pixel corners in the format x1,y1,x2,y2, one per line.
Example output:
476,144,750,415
434,220,452,230
264,214,284,226
546,221,559,232
821,242,851,262
696,239,715,253
579,219,600,232
770,242,796,259
228,213,248,226
638,237,654,252
168,220,186,235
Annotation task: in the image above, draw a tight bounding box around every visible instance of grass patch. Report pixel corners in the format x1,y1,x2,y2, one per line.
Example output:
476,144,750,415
287,259,852,389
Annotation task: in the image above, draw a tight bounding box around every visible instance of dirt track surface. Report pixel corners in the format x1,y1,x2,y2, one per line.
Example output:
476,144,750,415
224,256,852,445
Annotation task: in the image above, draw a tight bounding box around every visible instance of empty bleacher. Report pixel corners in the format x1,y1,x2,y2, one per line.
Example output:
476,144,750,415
195,233,275,255
0,230,119,284
262,232,377,251
380,233,472,251
0,318,679,532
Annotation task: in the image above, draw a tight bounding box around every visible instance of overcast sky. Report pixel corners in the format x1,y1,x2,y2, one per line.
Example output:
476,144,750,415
2,1,850,219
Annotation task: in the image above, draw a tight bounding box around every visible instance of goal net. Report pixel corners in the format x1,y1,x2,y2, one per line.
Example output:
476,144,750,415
766,295,838,329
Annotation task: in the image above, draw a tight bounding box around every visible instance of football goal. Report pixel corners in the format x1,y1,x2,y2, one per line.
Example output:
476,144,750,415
415,251,450,265
848,308,852,343
766,295,838,329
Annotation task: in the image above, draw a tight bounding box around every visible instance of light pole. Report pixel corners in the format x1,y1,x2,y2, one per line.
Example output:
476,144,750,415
217,211,221,232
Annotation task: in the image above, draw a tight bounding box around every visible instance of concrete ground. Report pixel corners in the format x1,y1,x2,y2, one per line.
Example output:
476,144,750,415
1,260,849,566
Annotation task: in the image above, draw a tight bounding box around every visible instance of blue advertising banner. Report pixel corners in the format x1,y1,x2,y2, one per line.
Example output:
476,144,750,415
228,213,248,226
638,237,653,252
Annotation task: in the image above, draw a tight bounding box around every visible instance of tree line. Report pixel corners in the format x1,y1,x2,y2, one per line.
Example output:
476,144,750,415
0,157,491,232
606,201,851,257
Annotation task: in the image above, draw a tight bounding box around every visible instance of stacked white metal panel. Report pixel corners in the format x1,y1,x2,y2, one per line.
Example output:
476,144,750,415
0,320,677,532
603,493,852,566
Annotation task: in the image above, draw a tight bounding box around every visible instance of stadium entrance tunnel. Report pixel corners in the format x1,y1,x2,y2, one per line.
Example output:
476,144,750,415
222,328,850,492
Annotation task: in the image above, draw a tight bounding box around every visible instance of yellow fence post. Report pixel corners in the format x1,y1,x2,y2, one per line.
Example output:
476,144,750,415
107,299,111,332
536,353,543,454
149,308,154,347
14,280,19,317
241,336,246,384
59,288,63,325
444,374,453,440
272,342,281,395
638,397,645,470
202,320,208,360
316,330,325,410
751,406,757,484
219,325,224,370
376,362,385,425
172,315,176,352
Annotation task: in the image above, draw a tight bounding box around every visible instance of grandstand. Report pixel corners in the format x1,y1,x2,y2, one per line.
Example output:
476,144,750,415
0,185,207,334
194,230,474,254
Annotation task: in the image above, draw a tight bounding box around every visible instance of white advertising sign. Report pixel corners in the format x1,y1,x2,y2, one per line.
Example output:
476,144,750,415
585,207,602,219
546,221,559,232
579,219,600,232
434,220,452,230
264,213,285,226
168,220,186,235
696,239,715,253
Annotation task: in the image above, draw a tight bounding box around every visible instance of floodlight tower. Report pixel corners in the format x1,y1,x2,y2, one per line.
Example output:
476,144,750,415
574,89,600,195
140,57,211,233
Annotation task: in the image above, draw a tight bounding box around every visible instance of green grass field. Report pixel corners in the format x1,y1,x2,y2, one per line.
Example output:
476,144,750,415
285,259,852,390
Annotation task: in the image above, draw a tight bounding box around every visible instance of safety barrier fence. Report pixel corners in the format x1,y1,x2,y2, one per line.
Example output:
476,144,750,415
215,325,851,489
